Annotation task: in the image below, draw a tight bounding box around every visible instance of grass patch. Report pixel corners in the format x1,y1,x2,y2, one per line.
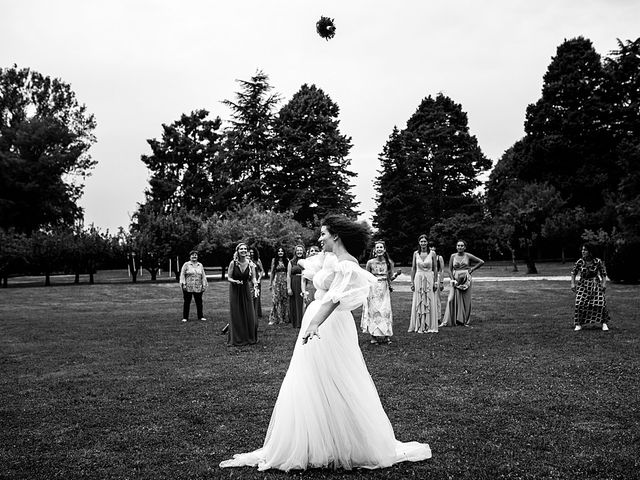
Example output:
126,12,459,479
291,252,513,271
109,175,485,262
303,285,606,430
1,276,639,479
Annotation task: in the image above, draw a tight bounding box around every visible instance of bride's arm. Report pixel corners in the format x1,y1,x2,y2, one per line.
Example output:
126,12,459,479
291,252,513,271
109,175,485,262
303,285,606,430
301,301,339,344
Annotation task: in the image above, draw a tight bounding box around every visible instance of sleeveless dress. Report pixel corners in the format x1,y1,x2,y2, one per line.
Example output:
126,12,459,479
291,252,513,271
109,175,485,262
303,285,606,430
408,252,438,333
288,261,304,328
442,254,472,326
361,260,393,338
220,253,431,471
269,259,289,324
228,262,258,346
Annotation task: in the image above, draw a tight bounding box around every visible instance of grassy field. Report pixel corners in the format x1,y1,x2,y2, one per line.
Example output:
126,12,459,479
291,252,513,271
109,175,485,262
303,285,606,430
1,271,639,479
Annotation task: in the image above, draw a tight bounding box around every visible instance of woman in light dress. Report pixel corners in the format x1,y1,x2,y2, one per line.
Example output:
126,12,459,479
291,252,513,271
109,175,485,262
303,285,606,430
430,241,445,324
408,235,439,333
442,239,484,327
220,215,431,472
361,240,400,345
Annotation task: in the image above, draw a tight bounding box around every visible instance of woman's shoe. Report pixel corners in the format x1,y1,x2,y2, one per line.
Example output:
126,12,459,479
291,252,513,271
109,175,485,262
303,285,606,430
602,323,609,331
574,325,582,331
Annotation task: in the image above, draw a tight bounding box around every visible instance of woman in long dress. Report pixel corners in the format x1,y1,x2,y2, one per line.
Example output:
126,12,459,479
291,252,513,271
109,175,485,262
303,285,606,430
571,244,610,331
361,240,400,344
268,247,289,325
430,242,445,324
249,247,264,318
227,242,258,346
442,239,484,327
287,245,306,328
220,215,431,471
302,245,320,314
408,235,439,333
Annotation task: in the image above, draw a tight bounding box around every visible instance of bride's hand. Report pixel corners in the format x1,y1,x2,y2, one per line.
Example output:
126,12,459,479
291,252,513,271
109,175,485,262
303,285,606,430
302,325,320,345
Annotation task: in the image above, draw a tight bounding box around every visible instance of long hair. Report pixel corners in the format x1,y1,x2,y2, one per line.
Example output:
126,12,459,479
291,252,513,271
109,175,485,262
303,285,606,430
291,244,306,266
371,240,392,272
233,242,249,263
322,215,370,258
417,234,428,252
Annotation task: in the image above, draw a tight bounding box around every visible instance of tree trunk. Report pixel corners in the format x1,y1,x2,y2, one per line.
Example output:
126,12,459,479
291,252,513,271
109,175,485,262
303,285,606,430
561,246,566,264
525,245,538,274
2,276,7,288
45,272,51,286
89,271,94,284
75,272,80,284
509,247,518,272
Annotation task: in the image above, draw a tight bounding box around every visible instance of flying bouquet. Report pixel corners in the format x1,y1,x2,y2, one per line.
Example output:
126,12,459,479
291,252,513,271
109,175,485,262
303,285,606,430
316,16,336,40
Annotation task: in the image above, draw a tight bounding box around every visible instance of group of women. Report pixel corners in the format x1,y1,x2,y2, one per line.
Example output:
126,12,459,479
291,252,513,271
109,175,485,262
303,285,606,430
180,215,612,473
360,235,486,344
223,243,323,346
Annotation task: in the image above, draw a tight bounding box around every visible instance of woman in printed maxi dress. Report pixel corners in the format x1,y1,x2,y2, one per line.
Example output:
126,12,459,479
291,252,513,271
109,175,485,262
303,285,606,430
220,215,431,472
571,244,611,331
361,241,400,344
268,247,289,325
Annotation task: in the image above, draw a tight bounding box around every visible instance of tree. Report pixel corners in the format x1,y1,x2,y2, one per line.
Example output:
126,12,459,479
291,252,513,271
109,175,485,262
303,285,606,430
222,70,280,206
0,66,96,233
495,183,565,273
520,37,616,215
140,109,226,215
429,212,494,259
199,204,314,276
270,84,358,224
605,38,640,241
374,94,491,261
0,228,30,287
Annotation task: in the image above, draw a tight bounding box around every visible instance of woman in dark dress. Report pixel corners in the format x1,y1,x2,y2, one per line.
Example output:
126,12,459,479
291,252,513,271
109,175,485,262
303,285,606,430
227,242,258,346
287,245,306,328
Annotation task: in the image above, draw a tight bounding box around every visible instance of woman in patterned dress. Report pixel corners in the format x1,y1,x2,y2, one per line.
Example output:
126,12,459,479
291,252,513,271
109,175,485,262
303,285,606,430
268,247,290,325
409,235,439,333
361,241,400,344
442,240,484,327
249,247,264,318
287,245,306,328
571,244,611,331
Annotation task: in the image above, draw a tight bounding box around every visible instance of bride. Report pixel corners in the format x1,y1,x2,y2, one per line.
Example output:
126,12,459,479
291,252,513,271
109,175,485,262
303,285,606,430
220,215,431,471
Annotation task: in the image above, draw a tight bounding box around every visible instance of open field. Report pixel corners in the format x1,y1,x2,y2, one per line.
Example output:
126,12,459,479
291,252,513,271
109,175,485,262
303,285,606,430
1,274,639,479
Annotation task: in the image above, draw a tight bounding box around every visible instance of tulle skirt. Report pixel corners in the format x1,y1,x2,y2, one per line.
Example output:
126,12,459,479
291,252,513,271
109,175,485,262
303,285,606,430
220,300,431,471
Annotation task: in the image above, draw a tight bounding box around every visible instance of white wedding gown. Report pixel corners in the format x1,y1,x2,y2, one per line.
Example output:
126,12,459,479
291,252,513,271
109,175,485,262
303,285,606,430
219,253,431,471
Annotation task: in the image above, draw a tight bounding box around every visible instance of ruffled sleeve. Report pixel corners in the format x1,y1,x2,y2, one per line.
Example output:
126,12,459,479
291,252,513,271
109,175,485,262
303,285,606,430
318,260,376,311
299,252,326,281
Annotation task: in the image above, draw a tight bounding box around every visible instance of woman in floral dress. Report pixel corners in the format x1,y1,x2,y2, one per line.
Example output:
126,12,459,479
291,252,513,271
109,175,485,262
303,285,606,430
361,241,400,344
268,247,289,325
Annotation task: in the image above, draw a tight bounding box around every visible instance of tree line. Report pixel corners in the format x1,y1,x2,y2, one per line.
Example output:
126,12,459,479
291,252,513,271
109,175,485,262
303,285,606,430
1,36,639,285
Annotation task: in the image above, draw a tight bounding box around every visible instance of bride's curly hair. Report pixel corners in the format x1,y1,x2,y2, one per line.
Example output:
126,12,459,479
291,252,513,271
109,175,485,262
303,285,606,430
322,215,370,258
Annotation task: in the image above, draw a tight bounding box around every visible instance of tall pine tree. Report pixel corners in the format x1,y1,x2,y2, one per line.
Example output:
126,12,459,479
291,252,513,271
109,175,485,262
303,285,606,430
140,109,226,215
270,84,358,224
374,94,490,261
222,70,280,206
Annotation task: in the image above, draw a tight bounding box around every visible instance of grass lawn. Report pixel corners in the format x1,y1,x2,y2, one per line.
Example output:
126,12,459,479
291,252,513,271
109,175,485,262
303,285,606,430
1,273,639,479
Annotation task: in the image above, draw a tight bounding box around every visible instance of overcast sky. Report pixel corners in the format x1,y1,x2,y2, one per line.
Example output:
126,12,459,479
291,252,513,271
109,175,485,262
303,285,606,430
2,0,638,232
